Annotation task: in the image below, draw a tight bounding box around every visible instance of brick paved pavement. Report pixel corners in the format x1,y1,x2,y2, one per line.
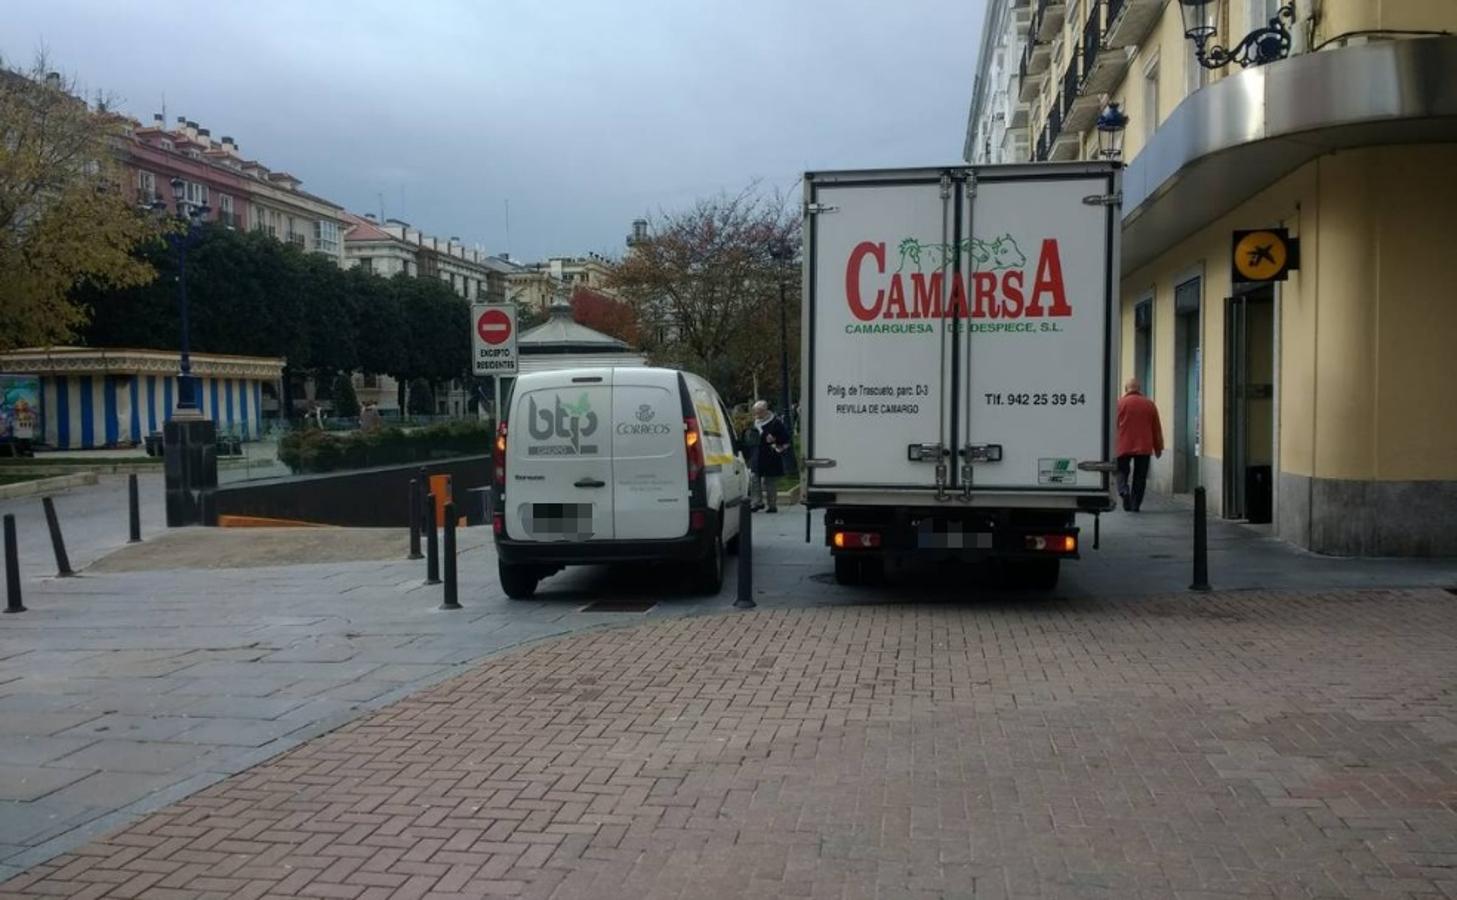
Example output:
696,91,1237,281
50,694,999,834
4,587,1456,899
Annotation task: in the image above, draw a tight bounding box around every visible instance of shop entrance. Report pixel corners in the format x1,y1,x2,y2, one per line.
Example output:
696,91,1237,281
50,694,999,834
1173,278,1202,494
1223,287,1276,522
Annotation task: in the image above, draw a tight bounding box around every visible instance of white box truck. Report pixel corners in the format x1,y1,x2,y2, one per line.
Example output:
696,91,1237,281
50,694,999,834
800,162,1121,588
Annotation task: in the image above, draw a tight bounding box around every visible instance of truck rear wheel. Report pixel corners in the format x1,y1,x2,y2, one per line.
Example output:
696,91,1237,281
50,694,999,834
834,555,861,586
499,562,540,600
1021,558,1060,590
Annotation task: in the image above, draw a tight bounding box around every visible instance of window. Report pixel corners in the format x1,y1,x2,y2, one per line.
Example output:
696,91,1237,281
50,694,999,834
1142,56,1160,140
253,206,276,237
358,257,374,273
183,180,208,207
159,139,173,151
1185,6,1212,95
135,170,156,202
1134,297,1154,397
314,220,341,255
218,194,235,227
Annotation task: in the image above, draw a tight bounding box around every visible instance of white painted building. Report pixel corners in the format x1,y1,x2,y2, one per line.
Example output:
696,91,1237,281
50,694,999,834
965,0,1034,164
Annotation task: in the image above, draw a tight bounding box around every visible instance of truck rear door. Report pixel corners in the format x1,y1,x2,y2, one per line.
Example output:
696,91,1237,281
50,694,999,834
957,170,1114,492
805,173,956,489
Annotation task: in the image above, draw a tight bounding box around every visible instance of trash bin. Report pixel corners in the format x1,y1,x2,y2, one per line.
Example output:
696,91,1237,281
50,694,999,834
1245,465,1272,524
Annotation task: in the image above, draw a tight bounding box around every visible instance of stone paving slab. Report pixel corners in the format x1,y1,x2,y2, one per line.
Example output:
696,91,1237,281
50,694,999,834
2,588,1455,898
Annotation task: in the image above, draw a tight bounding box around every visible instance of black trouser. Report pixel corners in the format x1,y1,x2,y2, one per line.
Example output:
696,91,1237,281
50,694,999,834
1116,454,1150,511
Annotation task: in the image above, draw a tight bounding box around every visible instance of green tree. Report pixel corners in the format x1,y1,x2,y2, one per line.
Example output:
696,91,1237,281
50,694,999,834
0,57,164,350
331,372,359,418
407,378,434,415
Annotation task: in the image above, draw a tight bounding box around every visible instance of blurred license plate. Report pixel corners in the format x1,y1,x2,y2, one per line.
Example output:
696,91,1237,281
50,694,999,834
917,525,991,550
527,503,594,539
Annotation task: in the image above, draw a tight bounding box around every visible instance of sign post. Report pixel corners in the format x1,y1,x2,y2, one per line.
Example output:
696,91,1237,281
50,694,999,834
472,303,519,423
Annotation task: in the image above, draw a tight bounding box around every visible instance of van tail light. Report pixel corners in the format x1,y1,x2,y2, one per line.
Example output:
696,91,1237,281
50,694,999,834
492,512,504,535
493,421,508,486
690,510,707,532
684,417,705,482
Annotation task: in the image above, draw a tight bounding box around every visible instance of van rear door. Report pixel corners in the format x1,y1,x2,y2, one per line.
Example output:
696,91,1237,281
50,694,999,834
505,370,614,542
611,370,690,540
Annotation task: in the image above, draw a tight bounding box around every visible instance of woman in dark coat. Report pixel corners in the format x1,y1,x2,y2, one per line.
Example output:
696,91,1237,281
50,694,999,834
743,400,791,512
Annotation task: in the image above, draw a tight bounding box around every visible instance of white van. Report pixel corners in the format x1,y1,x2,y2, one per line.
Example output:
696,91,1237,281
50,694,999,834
491,367,749,598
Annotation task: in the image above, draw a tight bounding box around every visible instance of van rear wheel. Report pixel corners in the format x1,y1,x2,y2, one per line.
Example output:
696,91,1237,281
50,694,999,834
692,530,725,595
498,562,540,600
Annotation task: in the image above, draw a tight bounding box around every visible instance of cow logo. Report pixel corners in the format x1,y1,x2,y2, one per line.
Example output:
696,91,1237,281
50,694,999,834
526,392,600,455
636,403,655,423
896,235,1026,274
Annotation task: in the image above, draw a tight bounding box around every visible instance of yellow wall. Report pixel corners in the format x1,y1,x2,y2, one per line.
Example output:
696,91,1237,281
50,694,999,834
1120,145,1457,489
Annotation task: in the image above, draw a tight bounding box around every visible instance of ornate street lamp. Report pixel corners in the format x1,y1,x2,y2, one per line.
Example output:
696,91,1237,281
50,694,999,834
1178,0,1295,69
164,176,209,415
1096,103,1129,159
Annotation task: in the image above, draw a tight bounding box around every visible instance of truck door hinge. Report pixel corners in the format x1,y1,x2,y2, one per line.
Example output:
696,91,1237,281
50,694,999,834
804,202,838,215
1082,192,1123,207
966,171,977,198
939,174,952,200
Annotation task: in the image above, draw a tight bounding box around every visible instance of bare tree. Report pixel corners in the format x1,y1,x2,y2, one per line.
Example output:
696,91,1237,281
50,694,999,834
609,184,799,398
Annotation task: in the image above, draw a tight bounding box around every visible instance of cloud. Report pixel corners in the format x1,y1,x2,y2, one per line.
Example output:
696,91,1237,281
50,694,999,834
3,0,985,261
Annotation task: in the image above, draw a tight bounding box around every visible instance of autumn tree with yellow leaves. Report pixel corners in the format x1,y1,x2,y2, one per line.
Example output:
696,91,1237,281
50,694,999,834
0,57,161,351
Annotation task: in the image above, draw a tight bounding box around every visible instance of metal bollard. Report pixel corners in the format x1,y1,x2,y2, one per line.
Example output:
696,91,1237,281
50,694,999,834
407,479,423,560
128,474,142,543
424,492,441,585
41,497,74,578
1190,486,1212,592
3,514,23,613
734,505,755,609
440,501,460,610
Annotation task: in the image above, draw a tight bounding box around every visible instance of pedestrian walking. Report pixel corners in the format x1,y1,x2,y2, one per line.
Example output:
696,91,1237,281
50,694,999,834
1115,378,1163,512
743,400,791,513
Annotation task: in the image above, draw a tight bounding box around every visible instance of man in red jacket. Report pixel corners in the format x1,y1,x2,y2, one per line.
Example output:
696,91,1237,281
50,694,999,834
1116,378,1163,512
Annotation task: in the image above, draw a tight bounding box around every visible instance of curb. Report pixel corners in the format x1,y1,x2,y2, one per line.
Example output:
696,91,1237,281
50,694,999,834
0,472,100,500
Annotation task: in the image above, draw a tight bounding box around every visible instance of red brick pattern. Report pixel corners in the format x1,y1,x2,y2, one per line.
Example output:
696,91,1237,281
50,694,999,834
5,588,1457,899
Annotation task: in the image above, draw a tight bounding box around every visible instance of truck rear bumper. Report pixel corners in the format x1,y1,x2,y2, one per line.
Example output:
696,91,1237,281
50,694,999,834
824,505,1083,560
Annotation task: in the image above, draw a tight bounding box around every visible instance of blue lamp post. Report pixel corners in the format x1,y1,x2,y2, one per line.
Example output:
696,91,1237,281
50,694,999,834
1096,103,1130,159
165,176,209,415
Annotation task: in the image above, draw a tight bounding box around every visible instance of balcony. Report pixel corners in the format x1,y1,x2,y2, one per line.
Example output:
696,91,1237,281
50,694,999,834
1035,0,1066,44
1035,126,1049,161
1080,0,1133,97
1019,38,1051,101
1103,0,1162,49
1010,96,1030,128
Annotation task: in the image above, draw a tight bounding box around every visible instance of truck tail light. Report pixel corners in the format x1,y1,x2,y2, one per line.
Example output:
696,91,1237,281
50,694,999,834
1025,534,1077,554
493,421,508,486
684,417,705,483
832,530,882,550
492,512,504,535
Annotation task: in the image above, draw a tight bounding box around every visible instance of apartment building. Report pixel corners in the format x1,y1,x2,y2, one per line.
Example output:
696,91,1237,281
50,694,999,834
122,115,349,266
966,0,1457,556
507,254,615,312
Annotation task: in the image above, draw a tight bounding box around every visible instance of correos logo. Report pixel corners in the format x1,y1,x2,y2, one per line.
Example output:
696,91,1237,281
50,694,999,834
526,392,600,455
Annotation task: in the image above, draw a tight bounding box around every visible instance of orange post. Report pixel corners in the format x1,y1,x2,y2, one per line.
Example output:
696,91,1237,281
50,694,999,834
429,474,453,527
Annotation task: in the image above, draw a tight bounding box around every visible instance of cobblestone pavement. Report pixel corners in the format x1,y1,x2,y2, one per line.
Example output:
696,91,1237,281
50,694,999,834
4,586,1455,899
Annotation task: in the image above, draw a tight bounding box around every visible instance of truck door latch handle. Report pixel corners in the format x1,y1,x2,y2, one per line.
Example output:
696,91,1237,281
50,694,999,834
574,478,606,488
960,444,1003,463
907,443,948,462
803,458,837,468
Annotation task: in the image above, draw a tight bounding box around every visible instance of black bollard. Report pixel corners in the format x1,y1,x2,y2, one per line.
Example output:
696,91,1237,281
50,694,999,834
440,501,460,610
424,492,441,585
3,514,23,613
128,474,142,544
407,479,423,560
1190,486,1212,592
734,505,755,609
41,497,74,578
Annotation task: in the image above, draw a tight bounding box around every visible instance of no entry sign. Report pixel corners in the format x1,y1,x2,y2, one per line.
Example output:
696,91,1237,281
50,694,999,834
471,303,519,375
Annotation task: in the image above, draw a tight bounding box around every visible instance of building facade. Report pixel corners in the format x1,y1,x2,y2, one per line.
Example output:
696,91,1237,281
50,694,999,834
966,0,1457,555
121,116,349,266
507,254,615,312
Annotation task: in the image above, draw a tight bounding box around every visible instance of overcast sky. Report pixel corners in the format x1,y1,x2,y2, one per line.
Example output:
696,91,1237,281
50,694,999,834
4,0,985,262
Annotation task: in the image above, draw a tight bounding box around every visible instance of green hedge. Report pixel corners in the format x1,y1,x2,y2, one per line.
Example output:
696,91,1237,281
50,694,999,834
278,419,491,474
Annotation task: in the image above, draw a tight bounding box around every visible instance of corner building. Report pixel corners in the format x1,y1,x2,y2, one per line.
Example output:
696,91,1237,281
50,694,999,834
966,0,1457,555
